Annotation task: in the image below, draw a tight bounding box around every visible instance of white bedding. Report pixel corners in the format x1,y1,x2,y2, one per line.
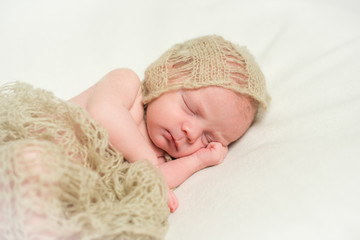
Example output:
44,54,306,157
1,0,359,239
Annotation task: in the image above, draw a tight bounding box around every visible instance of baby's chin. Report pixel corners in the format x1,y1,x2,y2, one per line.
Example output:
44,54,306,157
164,148,197,159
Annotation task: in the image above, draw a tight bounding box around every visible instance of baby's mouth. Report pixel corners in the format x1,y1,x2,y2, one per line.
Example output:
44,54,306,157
167,130,178,151
172,135,179,151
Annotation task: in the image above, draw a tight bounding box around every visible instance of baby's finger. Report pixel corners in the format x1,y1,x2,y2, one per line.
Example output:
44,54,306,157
206,141,221,149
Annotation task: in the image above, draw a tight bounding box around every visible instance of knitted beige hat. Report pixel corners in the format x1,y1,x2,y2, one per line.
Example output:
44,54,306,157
142,35,270,109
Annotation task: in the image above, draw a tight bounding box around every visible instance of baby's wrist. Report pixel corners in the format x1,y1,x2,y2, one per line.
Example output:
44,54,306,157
192,151,212,169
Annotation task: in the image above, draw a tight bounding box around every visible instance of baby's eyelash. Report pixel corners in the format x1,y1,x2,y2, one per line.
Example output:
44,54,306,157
182,95,195,115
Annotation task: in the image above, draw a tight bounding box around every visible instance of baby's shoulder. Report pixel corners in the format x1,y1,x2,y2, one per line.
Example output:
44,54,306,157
103,68,141,100
102,68,145,122
70,68,143,116
88,68,142,111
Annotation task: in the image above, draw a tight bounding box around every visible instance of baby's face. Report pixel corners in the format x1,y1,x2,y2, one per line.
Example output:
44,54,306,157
146,86,256,158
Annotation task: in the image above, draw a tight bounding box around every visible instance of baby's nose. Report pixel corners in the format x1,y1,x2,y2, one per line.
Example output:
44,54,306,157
181,122,201,144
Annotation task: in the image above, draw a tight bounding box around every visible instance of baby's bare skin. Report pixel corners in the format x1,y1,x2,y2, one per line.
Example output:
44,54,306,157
69,68,257,212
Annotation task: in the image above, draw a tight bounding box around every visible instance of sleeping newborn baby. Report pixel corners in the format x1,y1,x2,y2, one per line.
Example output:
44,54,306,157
0,35,269,240
70,35,270,212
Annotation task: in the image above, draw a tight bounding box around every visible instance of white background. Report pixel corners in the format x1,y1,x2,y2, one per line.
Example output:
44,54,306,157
1,0,360,239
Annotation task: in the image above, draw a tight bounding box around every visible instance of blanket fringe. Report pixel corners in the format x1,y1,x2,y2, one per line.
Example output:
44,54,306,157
0,82,169,240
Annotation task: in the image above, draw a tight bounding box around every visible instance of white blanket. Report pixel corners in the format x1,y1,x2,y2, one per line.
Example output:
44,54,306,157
1,0,359,239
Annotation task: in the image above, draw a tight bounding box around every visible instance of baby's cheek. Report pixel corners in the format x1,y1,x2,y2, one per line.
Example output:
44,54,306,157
179,143,204,158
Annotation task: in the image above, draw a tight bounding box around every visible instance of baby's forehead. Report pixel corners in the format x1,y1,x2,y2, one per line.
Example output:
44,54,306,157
185,86,255,116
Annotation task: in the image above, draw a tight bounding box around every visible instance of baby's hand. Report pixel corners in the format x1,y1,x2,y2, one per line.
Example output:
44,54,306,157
194,142,228,168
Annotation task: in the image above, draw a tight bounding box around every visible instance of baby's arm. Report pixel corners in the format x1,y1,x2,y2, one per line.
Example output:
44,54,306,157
83,69,159,165
159,142,228,189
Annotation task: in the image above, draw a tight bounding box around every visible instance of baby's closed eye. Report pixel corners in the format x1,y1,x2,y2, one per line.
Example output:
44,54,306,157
181,94,197,116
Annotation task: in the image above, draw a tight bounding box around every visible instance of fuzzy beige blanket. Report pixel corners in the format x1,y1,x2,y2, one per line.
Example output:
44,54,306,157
0,82,169,240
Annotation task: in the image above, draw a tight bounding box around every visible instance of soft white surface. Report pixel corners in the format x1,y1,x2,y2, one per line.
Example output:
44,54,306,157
1,0,360,239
